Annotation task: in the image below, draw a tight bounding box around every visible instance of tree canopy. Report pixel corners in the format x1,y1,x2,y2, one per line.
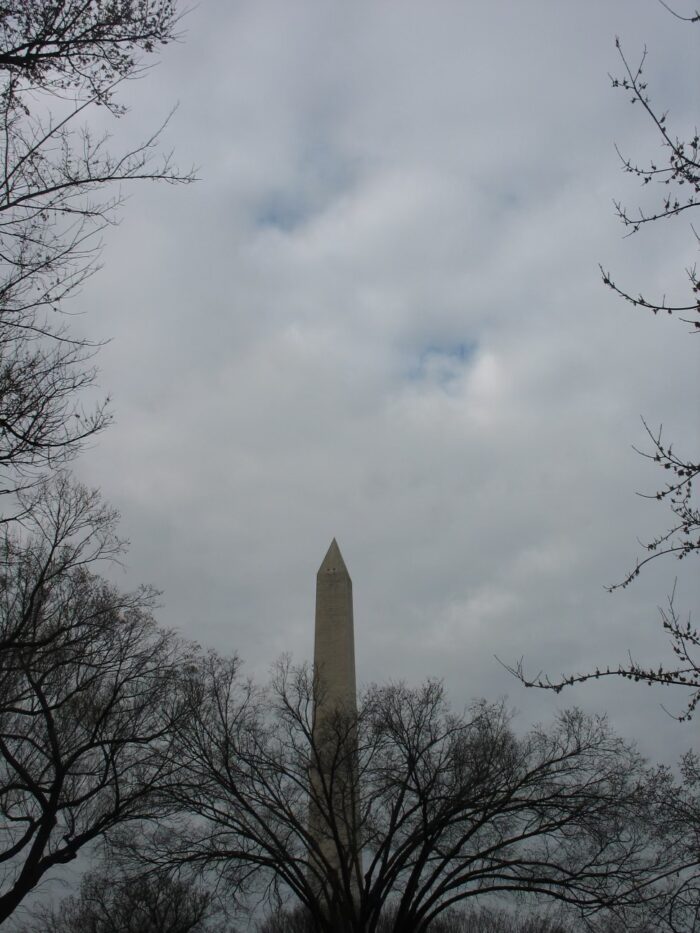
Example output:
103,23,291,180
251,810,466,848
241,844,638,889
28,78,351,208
146,659,690,933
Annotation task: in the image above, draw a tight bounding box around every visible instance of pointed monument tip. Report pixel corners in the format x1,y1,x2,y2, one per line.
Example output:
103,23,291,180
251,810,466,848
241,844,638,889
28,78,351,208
318,538,349,576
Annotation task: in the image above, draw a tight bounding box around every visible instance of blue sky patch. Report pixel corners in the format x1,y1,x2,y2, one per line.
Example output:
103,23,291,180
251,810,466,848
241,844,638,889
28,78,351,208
408,341,477,389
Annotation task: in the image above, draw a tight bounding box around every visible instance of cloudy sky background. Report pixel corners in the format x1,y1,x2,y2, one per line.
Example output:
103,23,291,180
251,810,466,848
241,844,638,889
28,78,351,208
71,0,698,767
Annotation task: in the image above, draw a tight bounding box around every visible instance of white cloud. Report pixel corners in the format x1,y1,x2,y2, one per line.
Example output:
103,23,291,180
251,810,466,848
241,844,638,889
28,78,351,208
72,0,699,768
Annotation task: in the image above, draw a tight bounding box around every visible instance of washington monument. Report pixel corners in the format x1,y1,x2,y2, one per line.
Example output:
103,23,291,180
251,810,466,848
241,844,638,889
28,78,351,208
313,539,357,719
310,538,361,906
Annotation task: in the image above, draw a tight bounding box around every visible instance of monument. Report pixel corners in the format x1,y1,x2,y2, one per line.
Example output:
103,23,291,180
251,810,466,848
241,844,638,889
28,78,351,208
309,538,361,906
313,539,357,721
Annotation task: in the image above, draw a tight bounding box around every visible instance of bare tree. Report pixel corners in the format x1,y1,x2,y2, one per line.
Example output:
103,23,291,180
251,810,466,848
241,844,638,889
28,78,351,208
256,902,675,933
22,858,228,933
0,7,200,924
0,2,179,96
508,5,699,720
599,14,699,330
152,658,687,933
0,1,193,509
504,586,700,720
650,751,700,933
0,474,194,924
256,903,576,933
599,15,699,591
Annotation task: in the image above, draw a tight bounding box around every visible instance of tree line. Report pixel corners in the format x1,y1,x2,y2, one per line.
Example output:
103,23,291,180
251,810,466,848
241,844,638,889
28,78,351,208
3,623,700,930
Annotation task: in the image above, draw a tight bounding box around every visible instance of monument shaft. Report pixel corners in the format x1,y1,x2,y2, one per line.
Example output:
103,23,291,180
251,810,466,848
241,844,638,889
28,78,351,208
314,538,356,718
310,539,361,905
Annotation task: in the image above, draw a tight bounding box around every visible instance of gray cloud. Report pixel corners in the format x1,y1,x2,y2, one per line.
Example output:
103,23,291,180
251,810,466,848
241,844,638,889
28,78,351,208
73,0,698,768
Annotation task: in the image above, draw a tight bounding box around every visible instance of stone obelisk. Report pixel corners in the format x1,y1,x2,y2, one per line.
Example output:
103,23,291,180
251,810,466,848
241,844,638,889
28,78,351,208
313,539,356,719
309,539,360,906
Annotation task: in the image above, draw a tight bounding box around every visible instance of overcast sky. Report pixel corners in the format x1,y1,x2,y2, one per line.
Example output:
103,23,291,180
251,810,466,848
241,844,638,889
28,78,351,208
72,0,698,768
